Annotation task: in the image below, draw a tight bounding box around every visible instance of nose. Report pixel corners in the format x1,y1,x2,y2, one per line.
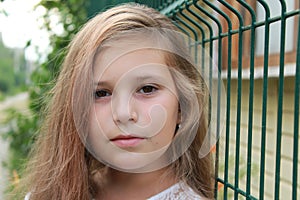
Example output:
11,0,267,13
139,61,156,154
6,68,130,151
112,92,137,124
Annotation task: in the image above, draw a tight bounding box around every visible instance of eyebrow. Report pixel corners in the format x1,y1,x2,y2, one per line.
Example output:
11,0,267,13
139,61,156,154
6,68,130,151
94,81,110,87
94,75,166,86
136,75,165,83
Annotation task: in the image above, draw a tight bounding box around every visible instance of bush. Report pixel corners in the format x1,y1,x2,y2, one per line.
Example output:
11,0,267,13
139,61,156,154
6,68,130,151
2,0,88,194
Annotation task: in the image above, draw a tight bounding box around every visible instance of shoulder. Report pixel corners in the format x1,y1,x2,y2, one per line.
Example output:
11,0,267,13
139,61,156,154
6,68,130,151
147,182,205,200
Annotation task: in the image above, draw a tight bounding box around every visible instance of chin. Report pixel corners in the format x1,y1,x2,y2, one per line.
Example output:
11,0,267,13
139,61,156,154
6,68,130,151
100,146,171,173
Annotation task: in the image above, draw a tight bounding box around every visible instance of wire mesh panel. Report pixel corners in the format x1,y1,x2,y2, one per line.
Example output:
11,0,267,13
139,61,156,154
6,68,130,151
135,0,300,199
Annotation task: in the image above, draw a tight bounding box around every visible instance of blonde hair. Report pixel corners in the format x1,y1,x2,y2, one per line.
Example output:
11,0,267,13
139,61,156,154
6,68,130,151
18,3,214,199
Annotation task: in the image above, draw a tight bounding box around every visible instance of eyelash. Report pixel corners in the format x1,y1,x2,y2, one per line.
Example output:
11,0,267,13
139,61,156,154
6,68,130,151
137,85,158,95
94,84,159,100
94,89,111,99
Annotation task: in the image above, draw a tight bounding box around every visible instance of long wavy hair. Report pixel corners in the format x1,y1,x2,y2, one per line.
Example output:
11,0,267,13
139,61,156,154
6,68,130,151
18,3,214,199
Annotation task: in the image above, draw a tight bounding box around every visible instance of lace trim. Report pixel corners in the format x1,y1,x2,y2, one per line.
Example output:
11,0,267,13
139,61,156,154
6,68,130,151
147,182,203,200
24,192,31,200
26,183,203,200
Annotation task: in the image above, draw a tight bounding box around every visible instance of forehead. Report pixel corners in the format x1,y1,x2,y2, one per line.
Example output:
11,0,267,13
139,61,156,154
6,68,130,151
93,46,168,80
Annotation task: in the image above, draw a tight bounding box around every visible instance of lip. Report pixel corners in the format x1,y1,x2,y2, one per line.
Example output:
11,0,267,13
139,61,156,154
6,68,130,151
110,135,145,148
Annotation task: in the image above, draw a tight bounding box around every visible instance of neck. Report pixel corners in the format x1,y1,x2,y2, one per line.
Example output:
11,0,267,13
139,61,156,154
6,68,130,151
97,166,177,200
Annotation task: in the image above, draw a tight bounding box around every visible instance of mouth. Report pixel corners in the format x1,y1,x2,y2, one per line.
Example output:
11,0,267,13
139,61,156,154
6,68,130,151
110,135,145,148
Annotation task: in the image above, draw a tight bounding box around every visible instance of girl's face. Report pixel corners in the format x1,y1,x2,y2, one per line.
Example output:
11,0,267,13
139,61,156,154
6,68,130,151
88,46,180,171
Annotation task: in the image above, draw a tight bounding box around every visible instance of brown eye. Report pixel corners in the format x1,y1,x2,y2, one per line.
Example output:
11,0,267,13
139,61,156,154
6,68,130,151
138,85,158,94
94,90,111,99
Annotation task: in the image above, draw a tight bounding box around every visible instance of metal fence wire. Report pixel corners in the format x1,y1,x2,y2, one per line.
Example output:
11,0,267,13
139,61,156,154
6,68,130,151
134,0,300,199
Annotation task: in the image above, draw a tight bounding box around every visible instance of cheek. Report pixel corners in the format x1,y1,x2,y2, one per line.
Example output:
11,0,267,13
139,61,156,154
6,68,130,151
159,95,179,124
134,102,154,124
162,103,178,134
148,98,179,143
160,97,179,134
89,104,112,135
136,94,178,122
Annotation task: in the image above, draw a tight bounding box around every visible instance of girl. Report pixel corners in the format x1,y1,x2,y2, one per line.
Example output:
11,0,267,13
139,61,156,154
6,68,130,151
21,3,214,200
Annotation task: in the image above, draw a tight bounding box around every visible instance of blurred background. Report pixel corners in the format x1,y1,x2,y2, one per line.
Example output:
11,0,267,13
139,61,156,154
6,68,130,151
0,0,131,198
0,0,299,199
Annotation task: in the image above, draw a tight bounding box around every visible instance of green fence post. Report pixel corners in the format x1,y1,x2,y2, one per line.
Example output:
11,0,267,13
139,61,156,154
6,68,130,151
203,1,234,199
184,5,207,73
274,1,287,199
132,1,300,199
178,2,199,64
236,1,256,198
292,12,300,200
217,1,244,199
256,1,271,200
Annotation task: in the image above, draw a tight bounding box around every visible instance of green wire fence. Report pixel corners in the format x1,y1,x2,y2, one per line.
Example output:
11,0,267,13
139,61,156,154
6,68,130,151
133,0,300,199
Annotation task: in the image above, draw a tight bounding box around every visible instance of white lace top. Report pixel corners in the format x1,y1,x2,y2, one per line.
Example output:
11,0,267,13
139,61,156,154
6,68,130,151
25,182,204,200
147,182,203,200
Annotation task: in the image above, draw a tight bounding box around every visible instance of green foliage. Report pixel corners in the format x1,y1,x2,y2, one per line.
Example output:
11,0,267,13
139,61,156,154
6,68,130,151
2,109,38,173
2,0,88,193
0,62,14,93
0,41,27,96
30,0,88,108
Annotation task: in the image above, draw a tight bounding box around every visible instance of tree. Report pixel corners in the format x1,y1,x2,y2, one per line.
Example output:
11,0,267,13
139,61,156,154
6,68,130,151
0,42,14,94
0,38,27,99
3,0,88,193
